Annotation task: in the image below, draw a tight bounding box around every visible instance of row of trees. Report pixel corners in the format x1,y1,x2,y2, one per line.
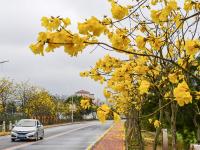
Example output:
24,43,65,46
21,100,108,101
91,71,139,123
30,0,200,149
0,78,96,125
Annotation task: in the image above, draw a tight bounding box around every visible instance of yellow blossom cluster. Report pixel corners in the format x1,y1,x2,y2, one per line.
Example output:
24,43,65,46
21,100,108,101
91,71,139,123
109,0,128,20
138,80,151,95
80,99,91,109
168,73,178,84
151,0,163,5
184,39,200,56
95,55,121,73
195,91,200,100
97,104,110,123
78,16,105,36
154,120,161,128
184,0,200,12
173,81,192,106
113,112,121,123
41,17,71,31
109,29,130,51
104,89,111,99
135,36,146,50
30,29,87,56
151,0,178,25
148,119,161,128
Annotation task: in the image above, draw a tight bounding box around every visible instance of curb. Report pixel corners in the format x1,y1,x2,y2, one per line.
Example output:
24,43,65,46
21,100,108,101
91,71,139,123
87,124,114,150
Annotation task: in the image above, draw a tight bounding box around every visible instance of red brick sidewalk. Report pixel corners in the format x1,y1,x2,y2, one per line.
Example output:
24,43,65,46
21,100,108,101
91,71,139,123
92,122,124,150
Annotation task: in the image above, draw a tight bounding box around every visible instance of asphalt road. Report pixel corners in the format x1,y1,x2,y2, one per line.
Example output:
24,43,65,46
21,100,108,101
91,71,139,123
0,121,113,150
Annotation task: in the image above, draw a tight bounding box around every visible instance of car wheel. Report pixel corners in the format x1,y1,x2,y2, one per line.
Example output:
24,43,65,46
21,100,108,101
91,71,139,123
34,133,38,141
11,139,15,142
40,132,44,140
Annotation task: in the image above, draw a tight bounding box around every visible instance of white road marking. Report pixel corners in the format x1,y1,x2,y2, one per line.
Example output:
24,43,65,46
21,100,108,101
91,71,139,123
3,124,94,150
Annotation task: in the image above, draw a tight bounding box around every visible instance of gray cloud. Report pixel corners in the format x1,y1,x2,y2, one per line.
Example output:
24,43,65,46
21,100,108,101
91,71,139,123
0,0,127,100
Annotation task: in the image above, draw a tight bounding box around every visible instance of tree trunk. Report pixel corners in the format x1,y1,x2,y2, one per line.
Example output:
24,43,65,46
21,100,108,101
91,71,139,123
125,108,144,150
193,113,200,144
171,102,177,150
153,98,163,150
196,126,200,144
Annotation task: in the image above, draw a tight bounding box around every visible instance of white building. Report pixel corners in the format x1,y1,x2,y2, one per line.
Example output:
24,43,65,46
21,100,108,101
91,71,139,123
75,90,95,100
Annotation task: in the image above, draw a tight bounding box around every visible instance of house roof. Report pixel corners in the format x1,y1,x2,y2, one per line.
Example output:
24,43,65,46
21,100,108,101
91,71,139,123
75,90,91,94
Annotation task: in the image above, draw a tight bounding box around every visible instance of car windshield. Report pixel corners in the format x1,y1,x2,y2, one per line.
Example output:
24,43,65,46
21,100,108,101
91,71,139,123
16,120,36,127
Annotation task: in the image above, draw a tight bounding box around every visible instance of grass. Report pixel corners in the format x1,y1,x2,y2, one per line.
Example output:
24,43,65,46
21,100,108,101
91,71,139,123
142,130,184,150
142,130,162,150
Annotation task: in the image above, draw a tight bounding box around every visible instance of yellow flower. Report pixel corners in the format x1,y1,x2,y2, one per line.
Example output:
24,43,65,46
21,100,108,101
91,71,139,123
97,104,110,123
151,0,158,5
151,10,160,24
134,65,149,74
184,40,200,56
113,112,121,123
195,91,200,100
41,17,61,31
110,1,128,20
173,14,182,28
29,42,44,55
149,37,163,50
138,80,150,95
104,89,111,99
97,110,107,123
184,0,193,12
148,118,153,124
37,32,47,42
135,36,146,50
154,120,161,128
80,71,89,77
173,81,192,106
167,0,178,11
78,16,105,36
62,17,71,27
168,73,178,83
80,99,91,109
110,29,130,50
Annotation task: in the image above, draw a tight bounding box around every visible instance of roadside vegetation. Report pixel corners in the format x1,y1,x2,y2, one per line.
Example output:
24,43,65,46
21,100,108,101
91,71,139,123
0,78,96,132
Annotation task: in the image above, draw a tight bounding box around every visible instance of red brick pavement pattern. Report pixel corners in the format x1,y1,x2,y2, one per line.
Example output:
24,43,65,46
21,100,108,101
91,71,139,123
93,122,124,150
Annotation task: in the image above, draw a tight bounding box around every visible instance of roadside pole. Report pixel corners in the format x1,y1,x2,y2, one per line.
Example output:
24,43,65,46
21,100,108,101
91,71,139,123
72,96,74,123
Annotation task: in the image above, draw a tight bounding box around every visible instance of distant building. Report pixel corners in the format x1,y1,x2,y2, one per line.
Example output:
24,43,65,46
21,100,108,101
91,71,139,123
75,90,95,100
13,100,22,106
93,98,103,106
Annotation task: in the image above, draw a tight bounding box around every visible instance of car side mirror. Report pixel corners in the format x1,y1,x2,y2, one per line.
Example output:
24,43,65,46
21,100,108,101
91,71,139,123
37,124,41,128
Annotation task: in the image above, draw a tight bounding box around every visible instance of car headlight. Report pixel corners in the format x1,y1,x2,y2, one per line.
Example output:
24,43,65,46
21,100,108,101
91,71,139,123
11,130,17,133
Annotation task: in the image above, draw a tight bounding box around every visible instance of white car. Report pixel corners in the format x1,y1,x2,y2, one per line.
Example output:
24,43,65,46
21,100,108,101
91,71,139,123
11,119,44,142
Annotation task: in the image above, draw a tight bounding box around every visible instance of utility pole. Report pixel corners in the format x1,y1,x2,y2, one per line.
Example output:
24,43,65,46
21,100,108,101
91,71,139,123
71,96,74,123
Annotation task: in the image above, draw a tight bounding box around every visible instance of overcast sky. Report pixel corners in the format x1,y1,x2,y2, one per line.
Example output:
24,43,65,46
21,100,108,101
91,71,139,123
0,0,123,100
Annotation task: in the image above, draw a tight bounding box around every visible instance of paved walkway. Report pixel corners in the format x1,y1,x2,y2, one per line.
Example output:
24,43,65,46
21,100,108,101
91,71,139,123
93,122,124,150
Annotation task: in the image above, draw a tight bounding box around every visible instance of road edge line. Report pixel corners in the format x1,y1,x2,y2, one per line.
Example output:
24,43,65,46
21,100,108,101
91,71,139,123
3,124,95,150
86,123,114,150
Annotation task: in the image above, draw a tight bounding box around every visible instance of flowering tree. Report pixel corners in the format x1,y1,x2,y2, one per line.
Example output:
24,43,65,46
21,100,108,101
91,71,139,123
30,0,200,149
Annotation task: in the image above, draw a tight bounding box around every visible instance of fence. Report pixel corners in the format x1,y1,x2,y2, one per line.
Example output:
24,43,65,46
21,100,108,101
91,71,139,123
0,121,15,132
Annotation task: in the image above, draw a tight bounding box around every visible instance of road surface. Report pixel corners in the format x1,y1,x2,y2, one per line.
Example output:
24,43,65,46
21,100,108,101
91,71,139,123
0,121,113,150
